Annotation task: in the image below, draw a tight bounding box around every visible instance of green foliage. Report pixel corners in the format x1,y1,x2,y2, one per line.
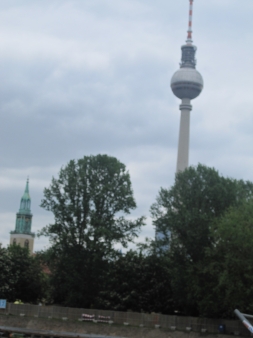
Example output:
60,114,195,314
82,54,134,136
40,245,109,307
0,245,45,303
96,250,174,314
39,154,145,307
0,246,16,300
152,164,253,262
40,154,144,252
26,161,253,317
8,245,46,303
151,164,253,316
200,199,253,317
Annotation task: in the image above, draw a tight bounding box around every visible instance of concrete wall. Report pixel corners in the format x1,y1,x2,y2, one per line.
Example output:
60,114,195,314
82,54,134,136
0,315,244,338
0,303,248,336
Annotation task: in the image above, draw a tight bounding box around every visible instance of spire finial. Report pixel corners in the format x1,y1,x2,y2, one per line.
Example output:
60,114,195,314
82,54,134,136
25,177,29,193
186,0,194,44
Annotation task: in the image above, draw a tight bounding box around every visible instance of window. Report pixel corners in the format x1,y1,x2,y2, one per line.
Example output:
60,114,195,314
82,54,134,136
13,238,16,245
24,239,29,249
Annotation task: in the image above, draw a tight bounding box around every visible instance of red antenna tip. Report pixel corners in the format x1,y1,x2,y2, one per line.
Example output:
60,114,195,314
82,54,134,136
186,0,194,44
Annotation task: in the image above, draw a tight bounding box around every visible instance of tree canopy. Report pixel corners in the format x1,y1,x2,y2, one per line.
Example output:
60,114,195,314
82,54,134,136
151,164,253,316
202,199,253,317
151,164,253,262
3,161,253,317
0,245,45,303
96,250,174,314
0,245,16,301
40,154,144,253
39,154,145,307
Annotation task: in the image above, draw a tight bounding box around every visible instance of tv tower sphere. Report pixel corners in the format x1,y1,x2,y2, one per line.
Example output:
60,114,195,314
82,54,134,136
171,0,203,173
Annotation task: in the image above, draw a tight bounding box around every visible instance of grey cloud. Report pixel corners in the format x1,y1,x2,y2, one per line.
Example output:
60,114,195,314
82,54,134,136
1,0,253,251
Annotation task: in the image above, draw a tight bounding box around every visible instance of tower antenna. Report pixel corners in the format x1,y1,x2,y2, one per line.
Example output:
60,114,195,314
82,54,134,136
186,0,194,44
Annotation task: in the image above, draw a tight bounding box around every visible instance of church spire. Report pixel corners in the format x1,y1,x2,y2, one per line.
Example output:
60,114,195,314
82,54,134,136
19,178,31,214
14,179,34,234
10,179,35,253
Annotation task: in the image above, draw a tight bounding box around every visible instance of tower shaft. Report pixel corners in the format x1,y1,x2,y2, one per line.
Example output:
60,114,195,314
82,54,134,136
176,98,192,173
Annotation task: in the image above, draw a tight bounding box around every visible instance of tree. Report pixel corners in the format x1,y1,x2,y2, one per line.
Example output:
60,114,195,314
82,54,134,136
0,245,46,303
151,164,253,263
151,164,253,316
198,199,253,318
40,244,110,307
0,246,16,301
96,250,174,314
39,154,145,307
8,245,46,303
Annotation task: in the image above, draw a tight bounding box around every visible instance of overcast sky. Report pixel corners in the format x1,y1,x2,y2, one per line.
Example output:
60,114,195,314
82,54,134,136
1,0,253,251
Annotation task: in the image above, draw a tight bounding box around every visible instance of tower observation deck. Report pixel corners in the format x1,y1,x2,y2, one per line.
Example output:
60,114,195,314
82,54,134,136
171,0,203,172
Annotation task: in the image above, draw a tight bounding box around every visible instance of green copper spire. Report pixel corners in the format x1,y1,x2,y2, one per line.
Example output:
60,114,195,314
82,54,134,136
11,179,35,237
19,178,31,214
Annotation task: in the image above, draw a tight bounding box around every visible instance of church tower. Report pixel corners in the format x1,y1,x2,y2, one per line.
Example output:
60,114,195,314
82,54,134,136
10,179,35,253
